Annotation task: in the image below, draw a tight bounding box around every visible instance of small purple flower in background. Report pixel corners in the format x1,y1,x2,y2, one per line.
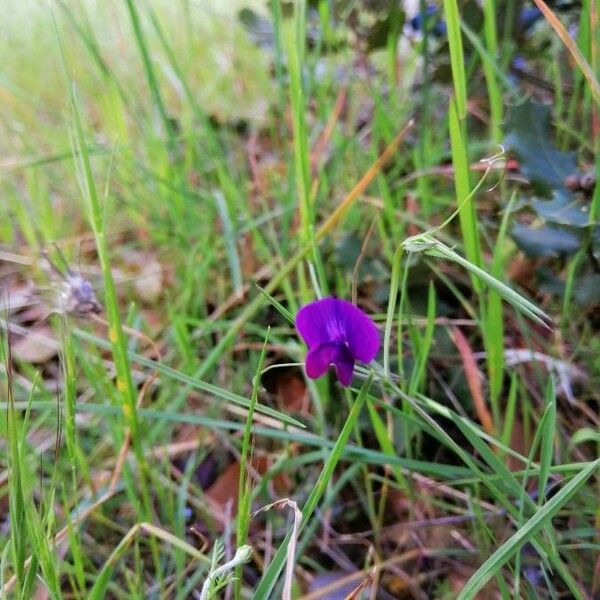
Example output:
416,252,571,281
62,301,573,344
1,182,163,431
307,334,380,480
295,297,380,386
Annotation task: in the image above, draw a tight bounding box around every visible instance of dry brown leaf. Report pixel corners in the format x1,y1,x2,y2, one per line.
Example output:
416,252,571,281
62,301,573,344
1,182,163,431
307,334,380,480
263,367,309,415
17,302,52,325
239,232,256,278
382,572,410,597
205,462,240,510
205,456,291,527
452,327,494,435
278,371,309,413
0,281,36,312
506,418,530,472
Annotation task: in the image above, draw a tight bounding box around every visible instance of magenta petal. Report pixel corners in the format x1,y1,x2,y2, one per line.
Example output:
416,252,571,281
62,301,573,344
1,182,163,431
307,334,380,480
305,342,355,386
333,344,355,386
305,342,337,380
295,297,344,350
336,300,380,363
296,297,380,372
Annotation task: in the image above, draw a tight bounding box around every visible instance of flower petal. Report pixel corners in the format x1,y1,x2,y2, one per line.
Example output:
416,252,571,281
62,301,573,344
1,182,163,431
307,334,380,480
295,297,345,350
296,297,380,364
335,299,380,363
333,343,355,387
305,342,337,380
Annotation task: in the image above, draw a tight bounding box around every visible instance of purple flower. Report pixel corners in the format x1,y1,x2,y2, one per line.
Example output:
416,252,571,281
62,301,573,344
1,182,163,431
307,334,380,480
295,297,380,386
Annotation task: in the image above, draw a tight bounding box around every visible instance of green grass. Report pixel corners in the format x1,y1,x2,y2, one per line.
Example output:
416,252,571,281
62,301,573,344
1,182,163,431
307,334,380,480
1,1,599,599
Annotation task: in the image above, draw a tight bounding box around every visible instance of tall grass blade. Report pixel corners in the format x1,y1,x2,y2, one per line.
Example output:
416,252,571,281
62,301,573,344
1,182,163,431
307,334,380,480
234,332,270,599
403,237,550,327
443,0,468,118
448,99,481,275
532,0,600,107
538,379,557,504
253,375,373,598
457,458,600,599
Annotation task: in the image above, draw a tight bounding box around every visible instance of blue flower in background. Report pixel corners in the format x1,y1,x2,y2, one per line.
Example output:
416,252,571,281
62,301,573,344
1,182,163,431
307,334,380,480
408,4,544,39
295,297,380,386
409,5,447,37
518,7,542,31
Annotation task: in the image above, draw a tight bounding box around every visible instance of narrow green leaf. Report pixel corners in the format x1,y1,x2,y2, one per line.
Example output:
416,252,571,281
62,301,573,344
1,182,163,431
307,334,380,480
448,99,481,276
73,328,304,428
235,331,270,599
442,0,468,118
366,399,407,489
256,285,294,324
538,379,557,504
383,246,402,376
457,459,600,599
214,190,243,297
253,375,372,598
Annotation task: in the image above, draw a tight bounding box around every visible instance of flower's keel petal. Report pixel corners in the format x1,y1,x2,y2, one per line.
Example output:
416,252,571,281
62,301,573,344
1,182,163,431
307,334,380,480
305,342,337,380
334,344,355,387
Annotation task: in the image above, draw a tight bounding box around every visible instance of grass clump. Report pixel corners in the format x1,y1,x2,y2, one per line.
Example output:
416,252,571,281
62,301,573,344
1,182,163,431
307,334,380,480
1,1,599,599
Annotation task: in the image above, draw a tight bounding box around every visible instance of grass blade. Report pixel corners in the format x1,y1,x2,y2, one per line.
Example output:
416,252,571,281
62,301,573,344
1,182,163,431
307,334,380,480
234,331,270,599
214,190,243,297
457,458,600,599
538,379,557,504
403,237,550,327
253,375,373,598
443,0,468,118
448,99,482,274
532,0,600,107
73,328,304,428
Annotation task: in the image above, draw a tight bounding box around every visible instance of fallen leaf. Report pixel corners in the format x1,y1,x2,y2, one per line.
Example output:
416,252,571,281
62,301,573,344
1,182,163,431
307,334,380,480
277,371,309,413
452,327,494,435
205,462,240,510
0,281,36,312
506,418,529,472
449,570,497,598
239,232,257,278
17,302,52,325
263,366,310,414
205,455,291,529
382,572,410,596
507,254,537,287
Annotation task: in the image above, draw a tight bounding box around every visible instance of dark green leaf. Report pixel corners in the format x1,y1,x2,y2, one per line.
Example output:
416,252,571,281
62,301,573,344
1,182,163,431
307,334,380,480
511,223,581,257
504,100,578,194
529,191,591,228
